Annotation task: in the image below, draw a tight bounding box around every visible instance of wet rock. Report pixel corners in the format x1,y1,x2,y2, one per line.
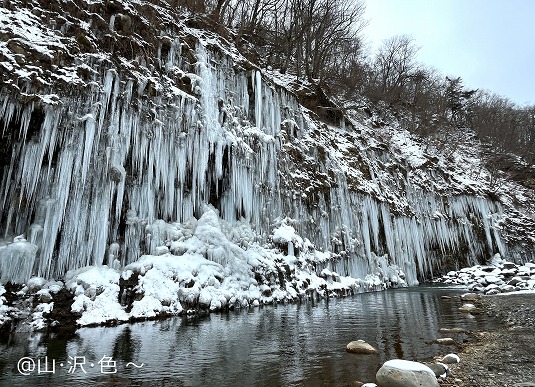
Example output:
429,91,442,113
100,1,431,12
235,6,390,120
439,327,465,334
460,293,480,302
486,288,501,295
376,359,439,387
459,303,482,314
436,337,456,345
346,340,378,354
441,353,460,364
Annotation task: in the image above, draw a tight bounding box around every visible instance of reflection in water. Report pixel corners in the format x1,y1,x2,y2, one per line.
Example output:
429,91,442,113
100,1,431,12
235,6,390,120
0,285,498,386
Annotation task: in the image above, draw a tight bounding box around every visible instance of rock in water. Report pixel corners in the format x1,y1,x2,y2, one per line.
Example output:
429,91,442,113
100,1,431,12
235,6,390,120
439,327,465,334
346,340,378,354
458,303,482,314
460,293,481,301
376,359,440,387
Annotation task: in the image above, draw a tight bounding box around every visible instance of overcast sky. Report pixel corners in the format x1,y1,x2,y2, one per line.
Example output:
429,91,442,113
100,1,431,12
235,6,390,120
364,0,535,106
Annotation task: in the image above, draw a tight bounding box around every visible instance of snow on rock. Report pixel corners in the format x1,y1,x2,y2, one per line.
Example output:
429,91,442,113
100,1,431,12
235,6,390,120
66,266,128,326
376,359,440,387
436,254,535,294
346,340,378,354
441,353,460,364
0,284,10,327
4,207,406,327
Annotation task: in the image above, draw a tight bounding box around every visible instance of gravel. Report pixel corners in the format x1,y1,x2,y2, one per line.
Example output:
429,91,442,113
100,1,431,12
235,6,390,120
440,293,535,387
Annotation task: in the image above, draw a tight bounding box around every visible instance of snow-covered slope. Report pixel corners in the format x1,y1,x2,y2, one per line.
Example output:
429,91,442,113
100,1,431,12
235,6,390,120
1,0,534,326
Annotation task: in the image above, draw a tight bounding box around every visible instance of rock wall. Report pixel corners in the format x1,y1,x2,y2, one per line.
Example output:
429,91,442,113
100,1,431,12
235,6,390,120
1,0,533,287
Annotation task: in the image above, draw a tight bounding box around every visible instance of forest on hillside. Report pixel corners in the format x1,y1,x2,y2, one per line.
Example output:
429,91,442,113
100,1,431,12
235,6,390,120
178,0,535,180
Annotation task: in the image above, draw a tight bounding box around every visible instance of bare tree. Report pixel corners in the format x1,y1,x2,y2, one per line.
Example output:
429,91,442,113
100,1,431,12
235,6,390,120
373,35,419,104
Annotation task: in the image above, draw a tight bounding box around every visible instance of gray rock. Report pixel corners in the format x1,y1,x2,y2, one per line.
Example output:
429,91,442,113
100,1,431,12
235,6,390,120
38,292,53,303
460,293,480,301
436,337,456,345
484,275,500,283
502,261,518,269
441,353,460,364
500,285,516,293
376,359,439,387
459,303,482,314
346,340,378,354
428,363,448,378
508,277,524,286
439,327,465,334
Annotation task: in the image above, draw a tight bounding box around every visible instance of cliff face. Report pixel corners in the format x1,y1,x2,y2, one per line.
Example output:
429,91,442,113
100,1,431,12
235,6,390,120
1,0,534,291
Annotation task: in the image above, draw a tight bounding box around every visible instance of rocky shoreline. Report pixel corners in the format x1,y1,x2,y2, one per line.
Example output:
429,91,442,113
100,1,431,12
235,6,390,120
432,255,535,386
442,293,535,387
350,291,535,387
348,255,535,387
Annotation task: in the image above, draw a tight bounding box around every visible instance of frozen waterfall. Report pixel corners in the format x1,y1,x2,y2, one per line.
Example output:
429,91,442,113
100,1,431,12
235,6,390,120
0,38,507,286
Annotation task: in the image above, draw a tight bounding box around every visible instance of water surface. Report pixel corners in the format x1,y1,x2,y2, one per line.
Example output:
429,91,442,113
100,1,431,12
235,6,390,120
0,285,498,386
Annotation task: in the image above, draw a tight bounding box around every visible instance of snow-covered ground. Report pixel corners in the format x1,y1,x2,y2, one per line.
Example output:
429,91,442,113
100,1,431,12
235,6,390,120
436,254,535,294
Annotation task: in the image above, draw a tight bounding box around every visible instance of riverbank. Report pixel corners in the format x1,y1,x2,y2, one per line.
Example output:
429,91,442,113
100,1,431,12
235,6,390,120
443,292,535,387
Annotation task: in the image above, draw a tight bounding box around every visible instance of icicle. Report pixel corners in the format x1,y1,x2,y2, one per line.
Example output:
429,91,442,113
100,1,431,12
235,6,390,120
255,70,262,131
0,237,38,284
0,32,515,287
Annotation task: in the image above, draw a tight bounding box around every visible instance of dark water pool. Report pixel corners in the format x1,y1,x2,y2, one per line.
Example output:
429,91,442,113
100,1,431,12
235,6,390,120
0,285,498,386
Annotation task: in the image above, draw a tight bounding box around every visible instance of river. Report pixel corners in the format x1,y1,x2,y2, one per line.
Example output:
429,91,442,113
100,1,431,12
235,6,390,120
0,285,497,386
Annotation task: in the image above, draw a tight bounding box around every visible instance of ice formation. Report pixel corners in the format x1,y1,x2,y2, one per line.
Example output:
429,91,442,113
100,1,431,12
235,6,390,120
0,0,533,304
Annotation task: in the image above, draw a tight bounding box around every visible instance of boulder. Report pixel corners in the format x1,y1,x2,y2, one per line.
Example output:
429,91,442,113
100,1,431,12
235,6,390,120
38,291,53,303
376,359,439,387
500,285,516,293
436,337,456,345
484,275,500,284
428,363,448,378
441,353,460,364
508,277,524,286
346,340,378,354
